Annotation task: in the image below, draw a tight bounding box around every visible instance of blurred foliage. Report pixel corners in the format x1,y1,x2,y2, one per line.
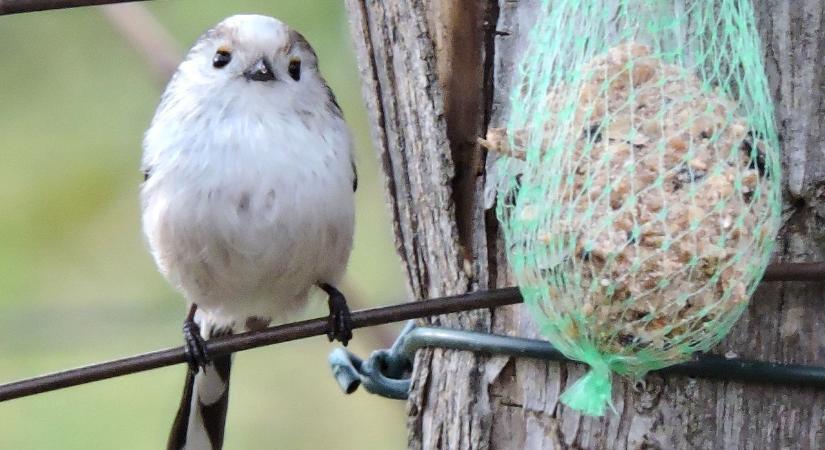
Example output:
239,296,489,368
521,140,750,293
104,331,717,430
0,1,406,449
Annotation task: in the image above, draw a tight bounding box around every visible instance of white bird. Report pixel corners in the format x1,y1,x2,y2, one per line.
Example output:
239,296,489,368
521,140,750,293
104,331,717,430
140,15,357,450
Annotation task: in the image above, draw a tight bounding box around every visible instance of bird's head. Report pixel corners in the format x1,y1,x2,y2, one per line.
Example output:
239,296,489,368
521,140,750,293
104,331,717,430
162,15,337,118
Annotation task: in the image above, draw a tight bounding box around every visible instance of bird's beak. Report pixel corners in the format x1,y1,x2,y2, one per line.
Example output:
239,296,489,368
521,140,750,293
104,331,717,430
243,57,276,82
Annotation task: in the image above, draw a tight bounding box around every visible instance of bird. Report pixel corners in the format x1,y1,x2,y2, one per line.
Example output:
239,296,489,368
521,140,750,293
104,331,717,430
140,14,357,450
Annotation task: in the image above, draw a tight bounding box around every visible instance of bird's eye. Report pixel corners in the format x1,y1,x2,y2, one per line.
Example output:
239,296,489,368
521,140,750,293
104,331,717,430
213,50,232,69
288,59,301,81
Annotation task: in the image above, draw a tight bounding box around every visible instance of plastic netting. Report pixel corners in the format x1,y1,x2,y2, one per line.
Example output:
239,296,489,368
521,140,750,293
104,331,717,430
490,0,782,416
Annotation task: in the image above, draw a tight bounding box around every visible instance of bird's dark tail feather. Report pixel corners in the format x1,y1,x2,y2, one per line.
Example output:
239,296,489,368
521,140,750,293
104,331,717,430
167,326,233,450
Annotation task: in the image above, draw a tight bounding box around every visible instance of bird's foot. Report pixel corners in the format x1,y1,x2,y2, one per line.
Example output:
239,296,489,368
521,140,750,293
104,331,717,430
183,316,210,372
321,283,353,346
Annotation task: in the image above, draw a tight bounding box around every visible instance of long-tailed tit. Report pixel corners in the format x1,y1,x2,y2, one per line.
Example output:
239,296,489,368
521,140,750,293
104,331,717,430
140,15,356,450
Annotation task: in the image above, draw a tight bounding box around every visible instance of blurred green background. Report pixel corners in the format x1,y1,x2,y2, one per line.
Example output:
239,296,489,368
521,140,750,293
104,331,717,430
0,1,407,449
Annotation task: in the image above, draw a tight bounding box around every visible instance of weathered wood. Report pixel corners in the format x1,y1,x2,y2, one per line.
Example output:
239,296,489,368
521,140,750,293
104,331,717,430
346,0,825,448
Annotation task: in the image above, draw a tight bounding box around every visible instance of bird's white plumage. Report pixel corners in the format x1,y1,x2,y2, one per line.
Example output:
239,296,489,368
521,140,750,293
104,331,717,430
141,14,355,331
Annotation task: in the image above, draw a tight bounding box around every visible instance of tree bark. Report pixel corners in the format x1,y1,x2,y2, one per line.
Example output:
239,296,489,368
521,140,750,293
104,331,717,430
345,1,825,449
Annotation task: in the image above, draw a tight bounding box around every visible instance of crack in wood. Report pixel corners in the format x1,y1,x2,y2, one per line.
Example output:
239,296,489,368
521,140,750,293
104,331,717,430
346,0,825,448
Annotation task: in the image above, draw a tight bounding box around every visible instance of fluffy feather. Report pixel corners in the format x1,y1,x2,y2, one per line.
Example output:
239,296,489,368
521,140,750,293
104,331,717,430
141,15,355,449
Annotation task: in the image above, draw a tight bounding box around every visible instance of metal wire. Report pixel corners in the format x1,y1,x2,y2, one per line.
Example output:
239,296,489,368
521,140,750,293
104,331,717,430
763,262,825,281
0,288,521,402
330,322,825,400
0,265,821,402
0,0,145,15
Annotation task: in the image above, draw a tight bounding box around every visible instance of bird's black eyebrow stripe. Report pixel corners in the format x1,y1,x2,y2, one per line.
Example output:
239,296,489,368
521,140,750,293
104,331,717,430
351,160,358,192
287,29,317,60
325,84,341,114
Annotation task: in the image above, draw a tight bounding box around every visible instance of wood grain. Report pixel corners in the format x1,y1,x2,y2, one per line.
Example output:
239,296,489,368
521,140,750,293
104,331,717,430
346,0,825,448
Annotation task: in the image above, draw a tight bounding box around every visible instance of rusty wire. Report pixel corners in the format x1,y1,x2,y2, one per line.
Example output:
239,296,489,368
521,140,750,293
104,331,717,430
0,0,146,15
0,288,522,402
0,262,823,403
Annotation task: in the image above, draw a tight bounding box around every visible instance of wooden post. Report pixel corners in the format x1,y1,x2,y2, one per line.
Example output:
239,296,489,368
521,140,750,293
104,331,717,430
345,1,825,448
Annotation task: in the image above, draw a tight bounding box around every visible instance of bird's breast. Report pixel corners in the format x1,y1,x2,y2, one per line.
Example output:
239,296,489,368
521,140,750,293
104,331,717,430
141,112,355,317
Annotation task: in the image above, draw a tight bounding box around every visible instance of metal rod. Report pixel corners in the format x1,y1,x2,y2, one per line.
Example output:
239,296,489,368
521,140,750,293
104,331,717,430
0,287,522,402
0,0,144,15
399,328,825,389
0,261,820,403
763,262,825,281
664,356,825,386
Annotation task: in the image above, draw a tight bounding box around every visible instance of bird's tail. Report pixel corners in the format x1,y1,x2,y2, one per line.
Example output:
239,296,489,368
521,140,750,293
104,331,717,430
167,322,233,450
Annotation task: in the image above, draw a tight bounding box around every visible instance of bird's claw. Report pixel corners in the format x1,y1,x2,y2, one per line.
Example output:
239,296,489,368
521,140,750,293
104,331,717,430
183,319,210,372
324,285,353,346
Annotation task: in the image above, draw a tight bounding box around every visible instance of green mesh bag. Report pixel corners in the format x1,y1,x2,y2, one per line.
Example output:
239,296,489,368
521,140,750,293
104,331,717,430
489,0,782,416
